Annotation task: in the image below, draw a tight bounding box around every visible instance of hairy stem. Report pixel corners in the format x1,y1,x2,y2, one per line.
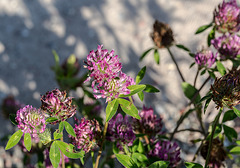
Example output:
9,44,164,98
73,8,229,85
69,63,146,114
94,121,109,168
167,47,186,82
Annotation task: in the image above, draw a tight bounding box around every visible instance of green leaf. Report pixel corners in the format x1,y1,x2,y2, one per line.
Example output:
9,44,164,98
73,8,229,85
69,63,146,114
181,82,201,103
137,140,144,153
144,84,160,93
106,99,119,122
119,85,146,97
24,133,32,152
148,161,169,168
154,49,160,64
223,124,238,142
140,48,154,61
185,162,203,168
132,153,148,167
9,114,18,126
236,140,240,145
204,97,212,114
199,93,212,104
200,69,206,76
53,130,63,140
207,27,215,47
46,117,58,123
59,121,64,133
137,91,144,101
136,66,146,84
230,146,240,155
222,110,237,123
5,130,23,150
52,50,60,65
207,124,222,140
216,61,226,76
115,154,138,168
208,70,216,79
189,62,195,69
175,44,190,52
50,141,61,168
233,107,240,118
195,23,213,34
118,98,140,119
56,141,85,159
64,121,76,137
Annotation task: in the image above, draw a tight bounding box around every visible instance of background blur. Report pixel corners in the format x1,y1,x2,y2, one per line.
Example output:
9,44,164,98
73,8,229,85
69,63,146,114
0,0,223,167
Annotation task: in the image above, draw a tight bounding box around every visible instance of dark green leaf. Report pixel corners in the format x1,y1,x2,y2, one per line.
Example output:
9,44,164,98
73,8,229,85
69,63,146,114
233,107,240,118
106,99,119,122
230,146,240,155
144,84,160,93
216,61,226,76
204,97,212,114
118,98,140,119
185,162,203,168
64,121,76,137
181,82,201,103
24,133,32,152
9,114,18,126
5,130,23,150
154,49,160,64
189,53,195,58
50,141,61,168
189,62,195,69
115,154,138,168
223,124,238,142
148,161,169,168
53,130,63,140
199,93,212,104
136,66,146,84
119,85,146,97
200,69,206,76
59,121,64,133
207,27,215,47
46,117,58,123
140,48,154,61
137,91,144,101
208,70,216,79
56,141,84,159
176,44,190,52
195,23,213,34
222,110,237,123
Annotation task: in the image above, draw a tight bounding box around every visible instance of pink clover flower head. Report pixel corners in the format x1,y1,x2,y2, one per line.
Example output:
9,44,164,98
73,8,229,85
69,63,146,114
149,140,181,168
107,113,135,151
41,88,76,124
84,45,135,102
132,106,164,138
211,34,240,60
69,118,101,153
195,49,216,68
213,0,240,33
16,105,46,138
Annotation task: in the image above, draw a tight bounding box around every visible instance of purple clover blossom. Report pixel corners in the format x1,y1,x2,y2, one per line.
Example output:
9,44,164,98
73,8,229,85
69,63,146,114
132,106,164,138
107,113,136,151
213,0,240,33
84,45,135,102
41,88,76,124
69,118,101,153
212,34,240,60
16,105,46,138
195,49,216,68
149,140,181,168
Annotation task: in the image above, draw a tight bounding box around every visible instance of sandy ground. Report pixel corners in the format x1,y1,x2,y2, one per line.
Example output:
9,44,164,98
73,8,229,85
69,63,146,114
1,0,236,167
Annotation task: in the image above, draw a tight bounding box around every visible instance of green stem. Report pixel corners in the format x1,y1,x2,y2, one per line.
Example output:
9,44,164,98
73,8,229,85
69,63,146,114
204,108,223,168
94,121,109,168
167,47,186,82
91,151,95,168
60,135,65,168
194,68,200,87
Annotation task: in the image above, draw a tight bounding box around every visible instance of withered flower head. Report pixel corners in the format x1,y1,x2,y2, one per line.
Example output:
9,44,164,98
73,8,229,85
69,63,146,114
201,138,226,168
211,69,240,109
150,20,174,48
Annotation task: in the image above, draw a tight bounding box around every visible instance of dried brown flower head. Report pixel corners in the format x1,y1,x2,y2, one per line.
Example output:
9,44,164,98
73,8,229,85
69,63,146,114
150,20,174,48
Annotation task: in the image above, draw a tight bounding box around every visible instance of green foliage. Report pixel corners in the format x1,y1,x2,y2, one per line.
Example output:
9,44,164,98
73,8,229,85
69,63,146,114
118,98,140,119
136,66,146,84
207,27,215,47
5,130,23,150
216,61,226,76
144,84,160,93
222,110,237,123
59,121,64,133
185,162,203,168
132,153,148,167
64,121,76,137
106,99,119,122
148,161,169,168
140,48,154,61
223,124,238,142
119,84,146,97
175,44,190,52
230,146,240,155
115,154,138,168
46,117,58,123
195,23,213,34
53,130,63,140
154,49,160,64
56,141,84,159
181,82,201,103
49,141,61,168
24,133,32,152
233,107,240,118
9,114,18,126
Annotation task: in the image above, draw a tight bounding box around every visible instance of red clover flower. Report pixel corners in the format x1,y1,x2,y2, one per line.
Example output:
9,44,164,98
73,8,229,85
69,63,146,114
195,49,216,68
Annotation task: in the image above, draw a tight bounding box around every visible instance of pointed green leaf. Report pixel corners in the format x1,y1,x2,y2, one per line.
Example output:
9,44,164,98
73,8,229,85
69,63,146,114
50,141,61,168
233,107,240,118
204,97,212,114
140,48,154,61
208,70,216,79
106,99,119,122
56,141,85,159
223,124,238,142
5,130,23,150
116,154,138,168
144,84,160,93
216,61,226,76
181,82,201,103
119,85,146,97
24,133,32,152
189,62,195,68
132,153,148,167
195,23,213,34
185,162,203,168
46,117,58,123
118,98,140,119
137,91,144,101
9,114,18,126
136,66,146,84
175,44,190,52
53,130,63,140
137,140,144,153
222,110,237,123
207,27,215,47
52,50,60,65
207,124,222,140
154,49,160,64
148,161,169,168
59,121,64,133
230,146,240,155
64,121,76,137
